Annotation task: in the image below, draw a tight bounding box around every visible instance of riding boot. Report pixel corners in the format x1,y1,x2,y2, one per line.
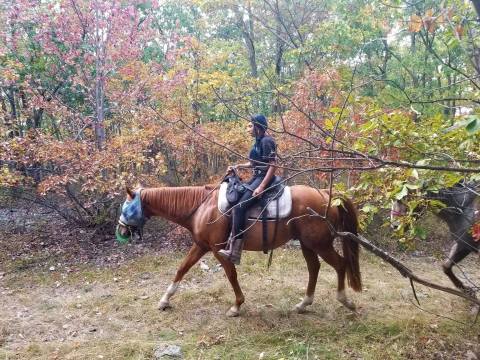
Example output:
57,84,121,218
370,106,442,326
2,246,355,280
218,236,245,265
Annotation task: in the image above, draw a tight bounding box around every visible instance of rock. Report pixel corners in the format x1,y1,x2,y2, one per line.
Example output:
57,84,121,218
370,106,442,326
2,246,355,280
199,261,209,271
466,350,478,360
212,264,222,273
154,344,183,359
140,272,151,280
288,240,301,248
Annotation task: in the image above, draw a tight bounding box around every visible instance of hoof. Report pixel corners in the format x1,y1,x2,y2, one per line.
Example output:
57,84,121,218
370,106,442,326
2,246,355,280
294,304,307,314
226,307,240,317
470,304,480,316
294,297,313,314
158,301,171,311
464,287,477,299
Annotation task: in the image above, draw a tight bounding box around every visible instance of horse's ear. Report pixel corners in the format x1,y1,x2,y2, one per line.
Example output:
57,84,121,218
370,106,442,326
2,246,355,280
126,186,135,200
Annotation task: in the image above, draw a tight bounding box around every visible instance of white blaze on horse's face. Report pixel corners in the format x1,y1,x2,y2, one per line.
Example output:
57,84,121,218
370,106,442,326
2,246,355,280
390,200,407,229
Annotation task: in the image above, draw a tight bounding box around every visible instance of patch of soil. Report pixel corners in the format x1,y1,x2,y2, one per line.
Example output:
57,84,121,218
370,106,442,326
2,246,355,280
0,202,192,273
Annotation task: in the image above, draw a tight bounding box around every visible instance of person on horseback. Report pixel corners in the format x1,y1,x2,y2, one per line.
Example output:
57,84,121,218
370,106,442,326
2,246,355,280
218,114,277,264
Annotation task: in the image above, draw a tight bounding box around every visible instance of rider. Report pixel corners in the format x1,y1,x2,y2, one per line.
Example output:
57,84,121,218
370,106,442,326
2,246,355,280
218,114,277,265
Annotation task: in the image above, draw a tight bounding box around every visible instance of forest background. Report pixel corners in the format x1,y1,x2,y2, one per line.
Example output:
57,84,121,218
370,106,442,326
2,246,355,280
1,0,480,241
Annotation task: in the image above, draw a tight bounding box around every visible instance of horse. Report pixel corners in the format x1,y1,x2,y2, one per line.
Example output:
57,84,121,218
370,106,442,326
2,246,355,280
391,181,480,296
116,184,362,317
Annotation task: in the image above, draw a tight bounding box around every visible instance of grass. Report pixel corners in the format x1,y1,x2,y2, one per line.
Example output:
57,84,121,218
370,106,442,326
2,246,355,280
0,249,479,359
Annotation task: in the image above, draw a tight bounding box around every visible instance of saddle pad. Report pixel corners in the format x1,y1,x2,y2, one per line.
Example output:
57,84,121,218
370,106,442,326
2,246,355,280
217,182,292,219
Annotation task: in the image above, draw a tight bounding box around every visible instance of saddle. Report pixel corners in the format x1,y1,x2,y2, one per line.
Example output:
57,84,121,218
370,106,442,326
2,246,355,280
218,176,292,219
218,176,292,255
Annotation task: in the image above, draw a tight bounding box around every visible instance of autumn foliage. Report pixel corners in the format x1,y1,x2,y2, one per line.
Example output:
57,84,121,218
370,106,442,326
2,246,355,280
1,0,480,232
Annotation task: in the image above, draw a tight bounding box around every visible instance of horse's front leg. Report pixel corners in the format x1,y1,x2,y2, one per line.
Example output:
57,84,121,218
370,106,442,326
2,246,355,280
212,251,245,317
158,243,208,310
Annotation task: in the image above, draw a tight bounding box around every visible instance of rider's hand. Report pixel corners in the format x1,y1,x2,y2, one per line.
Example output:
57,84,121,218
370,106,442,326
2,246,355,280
226,165,237,175
253,185,265,197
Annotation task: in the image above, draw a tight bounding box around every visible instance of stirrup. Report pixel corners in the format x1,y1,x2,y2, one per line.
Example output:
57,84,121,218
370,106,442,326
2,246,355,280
218,236,244,265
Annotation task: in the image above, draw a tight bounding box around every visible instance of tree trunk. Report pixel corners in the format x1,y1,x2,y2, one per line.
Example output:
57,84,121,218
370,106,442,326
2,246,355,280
94,2,105,150
471,0,480,19
381,39,390,80
274,0,284,77
235,3,258,78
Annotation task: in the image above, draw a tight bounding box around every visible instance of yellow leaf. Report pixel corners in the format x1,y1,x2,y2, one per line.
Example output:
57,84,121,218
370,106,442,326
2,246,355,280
409,15,422,33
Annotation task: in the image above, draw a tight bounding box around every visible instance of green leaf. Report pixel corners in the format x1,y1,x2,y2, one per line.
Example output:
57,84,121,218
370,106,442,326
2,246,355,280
331,198,343,207
466,118,480,133
361,203,378,213
428,199,447,211
395,185,409,200
416,159,430,166
405,183,420,190
413,226,427,240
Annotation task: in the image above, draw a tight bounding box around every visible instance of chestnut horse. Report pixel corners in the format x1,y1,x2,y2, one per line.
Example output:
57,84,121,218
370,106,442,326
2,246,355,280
117,185,362,317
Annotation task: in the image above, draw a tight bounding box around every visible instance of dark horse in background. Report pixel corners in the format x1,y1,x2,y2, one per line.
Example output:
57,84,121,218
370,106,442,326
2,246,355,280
117,185,362,317
391,181,480,296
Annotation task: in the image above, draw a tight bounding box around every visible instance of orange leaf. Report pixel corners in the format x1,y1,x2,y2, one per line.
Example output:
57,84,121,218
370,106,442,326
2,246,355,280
409,15,423,33
456,25,464,38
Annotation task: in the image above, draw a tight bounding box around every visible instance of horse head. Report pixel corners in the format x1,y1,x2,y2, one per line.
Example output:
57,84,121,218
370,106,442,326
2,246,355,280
116,187,146,244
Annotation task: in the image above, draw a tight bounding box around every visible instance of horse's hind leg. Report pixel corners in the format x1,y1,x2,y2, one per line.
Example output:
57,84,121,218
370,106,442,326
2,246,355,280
295,243,321,314
442,242,474,296
318,245,356,310
212,251,245,317
158,244,208,310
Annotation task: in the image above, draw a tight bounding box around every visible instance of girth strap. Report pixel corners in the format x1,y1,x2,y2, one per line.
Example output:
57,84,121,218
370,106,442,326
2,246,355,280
262,198,268,254
261,197,280,254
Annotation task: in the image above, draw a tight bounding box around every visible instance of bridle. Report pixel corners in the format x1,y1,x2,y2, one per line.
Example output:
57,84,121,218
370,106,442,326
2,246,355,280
117,218,142,239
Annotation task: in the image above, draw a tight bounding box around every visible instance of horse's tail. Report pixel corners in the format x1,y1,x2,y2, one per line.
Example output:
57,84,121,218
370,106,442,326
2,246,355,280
337,197,362,292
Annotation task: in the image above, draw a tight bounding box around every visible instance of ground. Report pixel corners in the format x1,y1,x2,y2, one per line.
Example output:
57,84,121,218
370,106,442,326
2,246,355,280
0,204,479,359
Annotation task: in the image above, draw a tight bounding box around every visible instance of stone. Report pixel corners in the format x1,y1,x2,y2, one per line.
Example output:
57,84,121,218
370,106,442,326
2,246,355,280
154,344,183,359
140,272,151,280
466,350,478,360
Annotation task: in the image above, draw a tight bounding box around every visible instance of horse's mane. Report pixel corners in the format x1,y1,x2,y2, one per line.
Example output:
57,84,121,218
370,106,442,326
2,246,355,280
142,186,215,219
